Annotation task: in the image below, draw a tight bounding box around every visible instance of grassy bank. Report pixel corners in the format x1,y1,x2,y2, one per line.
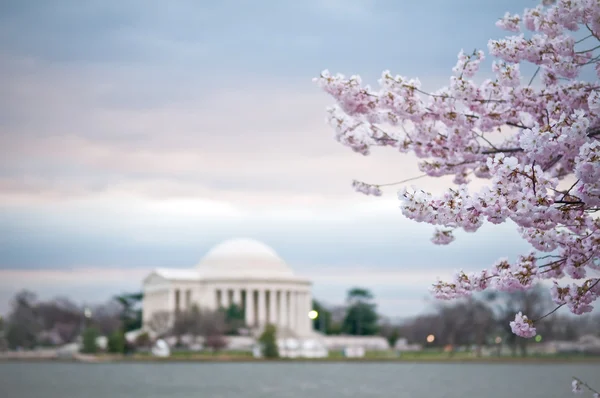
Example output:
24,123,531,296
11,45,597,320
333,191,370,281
109,350,600,364
3,350,599,364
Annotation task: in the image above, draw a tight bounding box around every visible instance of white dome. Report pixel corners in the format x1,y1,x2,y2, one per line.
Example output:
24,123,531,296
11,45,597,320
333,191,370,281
196,238,295,279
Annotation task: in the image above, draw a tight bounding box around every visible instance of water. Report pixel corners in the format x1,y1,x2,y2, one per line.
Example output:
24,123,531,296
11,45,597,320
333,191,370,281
0,361,598,398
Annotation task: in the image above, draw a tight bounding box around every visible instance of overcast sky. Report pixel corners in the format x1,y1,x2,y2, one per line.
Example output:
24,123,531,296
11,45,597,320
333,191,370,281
0,0,537,317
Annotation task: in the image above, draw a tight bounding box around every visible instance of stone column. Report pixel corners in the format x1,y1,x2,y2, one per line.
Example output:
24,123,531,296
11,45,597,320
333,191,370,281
233,288,241,307
214,288,221,310
298,291,306,335
268,289,277,326
289,291,297,331
258,289,266,328
245,289,254,327
167,289,175,312
279,289,288,331
305,290,312,335
168,289,178,329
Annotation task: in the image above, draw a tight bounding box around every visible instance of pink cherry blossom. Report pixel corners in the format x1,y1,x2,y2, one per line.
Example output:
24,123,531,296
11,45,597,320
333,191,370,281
351,180,382,196
510,312,537,338
430,228,455,245
316,0,600,341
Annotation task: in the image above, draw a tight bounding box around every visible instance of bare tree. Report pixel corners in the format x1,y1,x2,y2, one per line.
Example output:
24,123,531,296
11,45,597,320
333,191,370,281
436,302,472,354
204,334,227,352
488,284,553,357
36,297,81,343
0,315,7,351
5,290,41,349
187,306,227,352
462,298,495,356
91,300,123,336
171,310,192,346
399,313,443,345
147,311,172,338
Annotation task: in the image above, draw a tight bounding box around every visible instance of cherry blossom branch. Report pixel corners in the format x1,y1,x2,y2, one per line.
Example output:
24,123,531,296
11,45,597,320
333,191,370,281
317,0,600,348
575,34,595,44
585,24,600,41
528,66,540,86
572,377,600,396
533,305,563,323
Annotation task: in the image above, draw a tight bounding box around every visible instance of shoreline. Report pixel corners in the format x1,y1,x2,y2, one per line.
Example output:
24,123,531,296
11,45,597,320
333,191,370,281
2,355,600,365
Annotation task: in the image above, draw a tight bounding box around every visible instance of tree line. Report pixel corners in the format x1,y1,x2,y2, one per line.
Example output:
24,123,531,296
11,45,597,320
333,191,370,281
2,284,598,356
314,285,600,356
0,290,143,352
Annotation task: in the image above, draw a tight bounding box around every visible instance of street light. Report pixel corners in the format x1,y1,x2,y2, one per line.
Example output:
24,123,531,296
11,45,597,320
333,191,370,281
80,308,92,335
494,336,503,357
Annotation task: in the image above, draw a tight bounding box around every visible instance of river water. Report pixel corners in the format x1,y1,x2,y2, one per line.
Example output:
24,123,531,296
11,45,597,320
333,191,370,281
0,361,598,398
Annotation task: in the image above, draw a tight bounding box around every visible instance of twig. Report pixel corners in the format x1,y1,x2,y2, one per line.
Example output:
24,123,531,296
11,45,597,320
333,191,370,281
528,67,540,86
533,303,564,322
378,174,428,187
575,34,594,44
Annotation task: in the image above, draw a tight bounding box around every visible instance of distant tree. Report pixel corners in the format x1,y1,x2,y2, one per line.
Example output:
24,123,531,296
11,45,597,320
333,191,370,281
147,311,172,338
189,306,228,351
204,334,227,353
221,303,245,335
135,331,151,348
379,321,400,348
5,290,41,349
465,299,495,356
487,284,552,356
436,303,471,354
91,301,123,336
81,327,99,354
388,329,400,348
0,316,7,351
258,324,279,359
107,329,126,354
399,313,444,346
171,310,192,346
433,298,495,356
37,297,80,326
113,292,143,332
342,288,379,336
347,288,374,303
311,299,332,334
327,306,347,335
36,297,81,343
187,305,204,343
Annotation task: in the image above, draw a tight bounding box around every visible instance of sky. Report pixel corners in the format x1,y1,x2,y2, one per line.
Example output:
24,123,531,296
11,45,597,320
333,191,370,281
0,0,539,318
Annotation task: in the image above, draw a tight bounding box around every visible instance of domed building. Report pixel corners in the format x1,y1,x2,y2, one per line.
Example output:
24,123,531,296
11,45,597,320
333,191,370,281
141,238,313,338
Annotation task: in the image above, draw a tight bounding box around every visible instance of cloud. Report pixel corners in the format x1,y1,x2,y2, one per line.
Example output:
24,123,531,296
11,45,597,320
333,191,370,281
0,49,465,208
307,266,454,287
0,0,561,320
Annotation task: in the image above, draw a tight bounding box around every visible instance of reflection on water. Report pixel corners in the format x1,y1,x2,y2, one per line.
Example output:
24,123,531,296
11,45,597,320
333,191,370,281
0,362,598,398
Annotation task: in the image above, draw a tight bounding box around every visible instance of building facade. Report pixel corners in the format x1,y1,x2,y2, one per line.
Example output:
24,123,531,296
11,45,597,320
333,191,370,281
142,238,313,337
